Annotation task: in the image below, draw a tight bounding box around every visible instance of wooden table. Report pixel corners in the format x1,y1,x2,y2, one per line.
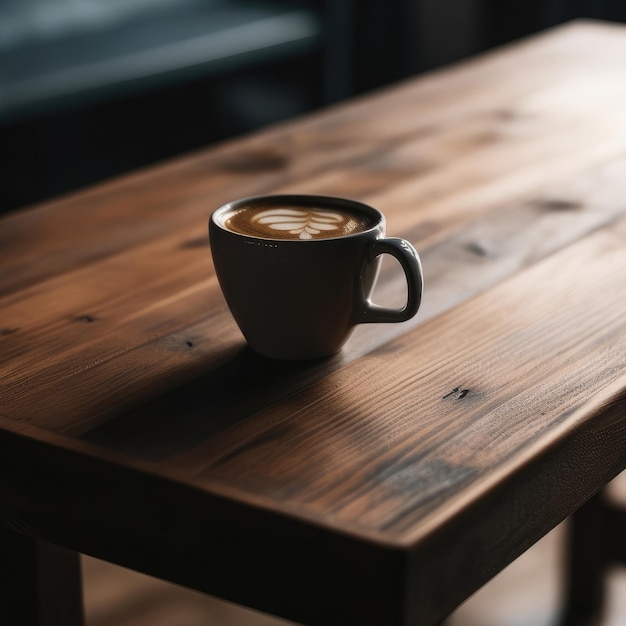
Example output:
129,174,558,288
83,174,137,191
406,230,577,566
1,20,626,626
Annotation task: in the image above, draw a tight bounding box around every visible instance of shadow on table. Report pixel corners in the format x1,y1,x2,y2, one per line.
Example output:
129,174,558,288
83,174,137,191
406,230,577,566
81,345,342,461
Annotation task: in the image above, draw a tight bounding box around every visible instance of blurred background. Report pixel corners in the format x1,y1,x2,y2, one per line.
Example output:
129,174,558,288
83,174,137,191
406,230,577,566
2,0,626,213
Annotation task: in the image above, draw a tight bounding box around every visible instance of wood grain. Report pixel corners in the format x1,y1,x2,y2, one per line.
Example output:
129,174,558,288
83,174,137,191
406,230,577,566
1,20,626,626
150,211,626,536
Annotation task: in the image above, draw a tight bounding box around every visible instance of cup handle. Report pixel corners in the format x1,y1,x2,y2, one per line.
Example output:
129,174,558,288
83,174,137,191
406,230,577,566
355,238,423,324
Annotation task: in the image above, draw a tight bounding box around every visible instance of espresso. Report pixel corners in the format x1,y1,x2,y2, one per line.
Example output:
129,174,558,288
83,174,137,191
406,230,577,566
223,204,375,240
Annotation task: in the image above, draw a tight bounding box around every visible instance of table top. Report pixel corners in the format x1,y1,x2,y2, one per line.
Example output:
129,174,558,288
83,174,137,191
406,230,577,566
1,20,626,626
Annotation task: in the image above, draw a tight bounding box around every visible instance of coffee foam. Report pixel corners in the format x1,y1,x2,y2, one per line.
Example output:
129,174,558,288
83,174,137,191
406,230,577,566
224,205,374,240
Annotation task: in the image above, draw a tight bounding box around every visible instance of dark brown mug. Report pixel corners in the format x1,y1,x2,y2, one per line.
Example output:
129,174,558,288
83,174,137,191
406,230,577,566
209,194,423,359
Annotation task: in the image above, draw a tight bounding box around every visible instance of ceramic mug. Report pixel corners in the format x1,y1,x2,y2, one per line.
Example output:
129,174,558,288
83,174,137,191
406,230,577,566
209,194,423,359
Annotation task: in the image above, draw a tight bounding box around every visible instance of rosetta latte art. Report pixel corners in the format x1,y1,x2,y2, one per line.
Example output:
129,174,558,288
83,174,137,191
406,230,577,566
251,208,345,240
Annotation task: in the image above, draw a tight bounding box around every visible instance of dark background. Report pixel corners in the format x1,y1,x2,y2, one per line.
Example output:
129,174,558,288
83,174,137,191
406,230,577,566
2,0,625,213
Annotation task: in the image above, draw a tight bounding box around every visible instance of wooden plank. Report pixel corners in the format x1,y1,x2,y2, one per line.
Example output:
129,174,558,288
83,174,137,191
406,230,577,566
2,151,626,434
5,124,626,384
149,213,626,537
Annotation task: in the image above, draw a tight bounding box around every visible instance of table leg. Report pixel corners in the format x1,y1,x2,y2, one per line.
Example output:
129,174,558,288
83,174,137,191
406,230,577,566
560,493,608,626
0,530,84,626
605,499,626,565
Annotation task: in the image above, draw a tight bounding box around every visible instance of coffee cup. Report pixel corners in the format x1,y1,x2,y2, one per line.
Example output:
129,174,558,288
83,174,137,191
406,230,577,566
209,194,423,359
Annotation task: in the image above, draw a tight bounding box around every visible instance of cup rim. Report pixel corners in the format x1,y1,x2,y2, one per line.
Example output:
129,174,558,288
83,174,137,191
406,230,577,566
210,194,385,242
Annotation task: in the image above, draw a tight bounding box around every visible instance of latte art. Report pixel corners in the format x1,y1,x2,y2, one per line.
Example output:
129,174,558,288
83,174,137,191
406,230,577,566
252,208,345,239
224,204,375,240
